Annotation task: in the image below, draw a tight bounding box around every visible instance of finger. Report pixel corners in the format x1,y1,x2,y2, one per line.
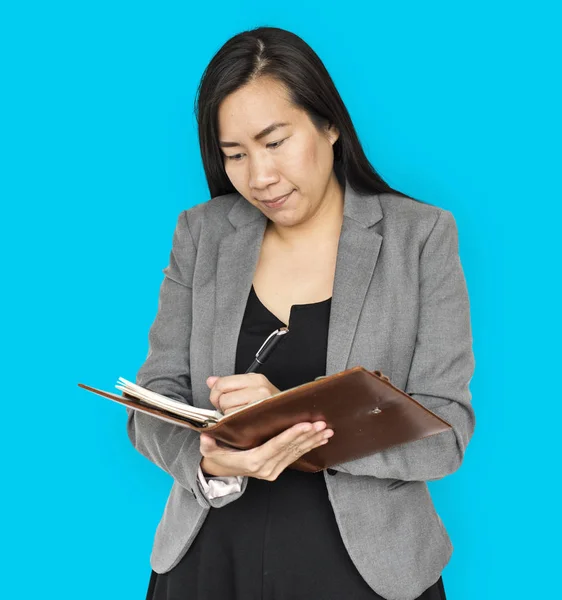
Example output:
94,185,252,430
250,421,323,465
209,373,269,407
290,427,333,457
219,387,271,414
199,433,219,456
208,374,254,408
206,376,220,389
271,428,334,477
280,425,332,461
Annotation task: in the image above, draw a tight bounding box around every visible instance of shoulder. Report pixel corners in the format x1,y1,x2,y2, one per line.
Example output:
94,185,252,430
378,192,457,247
173,192,240,244
379,192,446,229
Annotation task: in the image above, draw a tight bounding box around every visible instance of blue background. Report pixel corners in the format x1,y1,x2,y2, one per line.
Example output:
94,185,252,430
2,1,560,598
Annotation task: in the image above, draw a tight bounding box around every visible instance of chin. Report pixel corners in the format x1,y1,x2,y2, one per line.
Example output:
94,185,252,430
271,212,303,227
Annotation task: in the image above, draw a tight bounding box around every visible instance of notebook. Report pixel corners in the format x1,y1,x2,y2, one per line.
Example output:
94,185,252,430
78,367,451,472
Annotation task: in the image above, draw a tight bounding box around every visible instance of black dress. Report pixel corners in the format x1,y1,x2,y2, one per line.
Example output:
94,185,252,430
147,286,447,600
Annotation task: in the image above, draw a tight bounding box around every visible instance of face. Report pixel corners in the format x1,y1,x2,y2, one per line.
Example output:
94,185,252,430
217,77,340,228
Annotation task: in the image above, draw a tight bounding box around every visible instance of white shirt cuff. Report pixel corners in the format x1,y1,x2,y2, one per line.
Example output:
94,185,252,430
197,465,244,500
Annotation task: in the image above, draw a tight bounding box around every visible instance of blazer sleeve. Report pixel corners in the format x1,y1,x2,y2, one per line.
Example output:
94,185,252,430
333,209,476,481
126,210,248,508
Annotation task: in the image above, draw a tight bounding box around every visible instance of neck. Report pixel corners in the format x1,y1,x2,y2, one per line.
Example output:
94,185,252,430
267,172,344,246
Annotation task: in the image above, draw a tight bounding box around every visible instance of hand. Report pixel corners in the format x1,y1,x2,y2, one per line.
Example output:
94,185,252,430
206,373,281,415
200,421,334,480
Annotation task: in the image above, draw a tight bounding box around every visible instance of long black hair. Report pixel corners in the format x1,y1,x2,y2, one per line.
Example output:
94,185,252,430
195,26,413,201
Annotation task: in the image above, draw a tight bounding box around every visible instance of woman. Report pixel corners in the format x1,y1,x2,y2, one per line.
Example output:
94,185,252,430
128,26,475,600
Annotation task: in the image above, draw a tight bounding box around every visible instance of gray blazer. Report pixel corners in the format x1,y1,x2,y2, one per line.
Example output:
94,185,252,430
127,181,475,600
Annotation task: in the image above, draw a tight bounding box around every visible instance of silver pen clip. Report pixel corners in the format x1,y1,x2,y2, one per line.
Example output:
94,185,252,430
255,327,289,356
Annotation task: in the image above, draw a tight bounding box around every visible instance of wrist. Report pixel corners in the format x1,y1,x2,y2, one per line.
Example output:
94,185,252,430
200,457,246,479
200,457,221,477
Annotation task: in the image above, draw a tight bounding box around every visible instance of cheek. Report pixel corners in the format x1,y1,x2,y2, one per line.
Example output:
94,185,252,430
224,161,247,190
280,139,319,175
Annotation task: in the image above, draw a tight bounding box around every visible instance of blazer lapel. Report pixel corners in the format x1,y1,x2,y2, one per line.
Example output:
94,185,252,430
211,181,383,378
326,184,383,375
212,198,267,377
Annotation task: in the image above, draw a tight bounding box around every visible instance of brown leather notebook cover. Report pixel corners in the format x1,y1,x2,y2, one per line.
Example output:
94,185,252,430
78,367,451,473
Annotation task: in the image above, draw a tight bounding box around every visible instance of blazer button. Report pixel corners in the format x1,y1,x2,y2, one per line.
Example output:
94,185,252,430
327,468,337,476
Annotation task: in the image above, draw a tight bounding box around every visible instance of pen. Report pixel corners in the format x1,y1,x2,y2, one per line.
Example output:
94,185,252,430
244,327,289,373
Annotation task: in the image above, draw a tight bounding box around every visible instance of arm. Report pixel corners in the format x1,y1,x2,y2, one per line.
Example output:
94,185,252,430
126,211,248,508
333,210,476,481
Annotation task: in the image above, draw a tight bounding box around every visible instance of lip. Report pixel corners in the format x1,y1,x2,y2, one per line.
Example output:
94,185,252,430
260,190,294,209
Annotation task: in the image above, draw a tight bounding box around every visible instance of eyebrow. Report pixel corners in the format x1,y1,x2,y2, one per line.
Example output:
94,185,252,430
219,122,291,148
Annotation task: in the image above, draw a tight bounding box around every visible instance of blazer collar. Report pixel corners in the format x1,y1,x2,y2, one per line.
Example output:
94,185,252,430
213,179,384,378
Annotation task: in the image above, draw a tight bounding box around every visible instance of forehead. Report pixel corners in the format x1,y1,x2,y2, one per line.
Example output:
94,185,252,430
218,78,304,137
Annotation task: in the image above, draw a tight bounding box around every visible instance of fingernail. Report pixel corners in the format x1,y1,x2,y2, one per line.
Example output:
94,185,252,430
313,422,326,432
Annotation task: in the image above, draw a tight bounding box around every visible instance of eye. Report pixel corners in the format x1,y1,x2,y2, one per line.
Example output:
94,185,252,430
266,138,287,150
225,153,245,162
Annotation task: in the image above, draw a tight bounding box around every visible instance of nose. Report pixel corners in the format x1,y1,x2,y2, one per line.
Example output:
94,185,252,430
248,151,279,190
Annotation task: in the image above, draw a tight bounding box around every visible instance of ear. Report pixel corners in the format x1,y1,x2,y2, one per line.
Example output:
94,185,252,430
326,122,340,146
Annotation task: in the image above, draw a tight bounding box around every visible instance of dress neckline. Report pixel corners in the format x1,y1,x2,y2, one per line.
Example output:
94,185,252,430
250,285,332,327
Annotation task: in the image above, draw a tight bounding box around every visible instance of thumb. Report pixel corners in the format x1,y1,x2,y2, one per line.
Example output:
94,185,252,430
206,375,220,389
200,433,218,455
